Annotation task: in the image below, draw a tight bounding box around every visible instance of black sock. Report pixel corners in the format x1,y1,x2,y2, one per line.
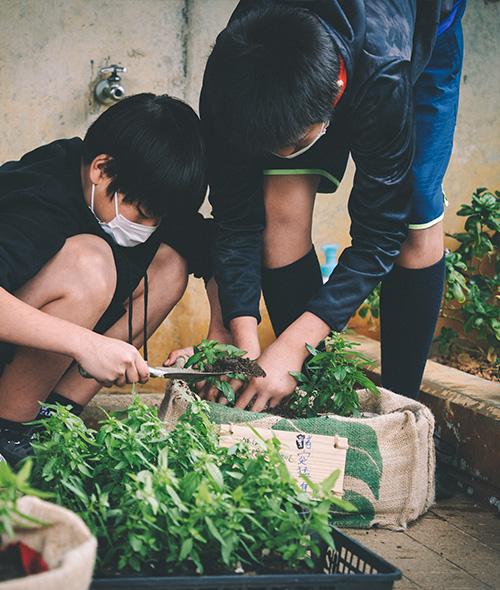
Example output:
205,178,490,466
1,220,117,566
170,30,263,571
40,392,84,417
261,247,323,337
380,255,445,400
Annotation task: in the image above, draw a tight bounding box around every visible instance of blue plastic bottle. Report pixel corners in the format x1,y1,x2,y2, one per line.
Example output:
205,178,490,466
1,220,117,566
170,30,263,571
320,243,340,283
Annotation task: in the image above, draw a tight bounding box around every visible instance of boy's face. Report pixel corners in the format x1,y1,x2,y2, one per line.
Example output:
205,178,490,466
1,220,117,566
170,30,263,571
84,156,161,228
95,181,160,227
272,121,329,158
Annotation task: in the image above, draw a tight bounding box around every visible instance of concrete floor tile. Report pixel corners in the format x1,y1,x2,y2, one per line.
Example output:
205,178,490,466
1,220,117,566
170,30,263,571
343,496,499,589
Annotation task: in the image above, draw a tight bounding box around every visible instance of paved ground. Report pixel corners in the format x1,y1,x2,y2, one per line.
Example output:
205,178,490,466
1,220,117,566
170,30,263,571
344,494,500,589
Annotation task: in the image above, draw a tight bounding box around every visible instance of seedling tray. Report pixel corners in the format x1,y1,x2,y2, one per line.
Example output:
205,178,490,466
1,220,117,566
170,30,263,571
91,527,401,589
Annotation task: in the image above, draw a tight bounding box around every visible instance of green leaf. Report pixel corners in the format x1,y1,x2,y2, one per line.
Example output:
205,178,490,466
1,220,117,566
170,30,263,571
289,371,306,382
215,379,235,403
206,462,224,491
179,537,193,561
204,516,226,548
321,469,340,493
129,535,143,552
305,343,319,356
185,351,203,368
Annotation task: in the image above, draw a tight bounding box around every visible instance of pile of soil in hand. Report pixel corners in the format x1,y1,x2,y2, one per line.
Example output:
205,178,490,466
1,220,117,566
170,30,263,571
205,356,266,378
432,352,499,384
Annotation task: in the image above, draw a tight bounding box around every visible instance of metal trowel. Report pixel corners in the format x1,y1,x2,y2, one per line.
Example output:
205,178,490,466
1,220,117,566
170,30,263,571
78,364,226,381
147,366,226,380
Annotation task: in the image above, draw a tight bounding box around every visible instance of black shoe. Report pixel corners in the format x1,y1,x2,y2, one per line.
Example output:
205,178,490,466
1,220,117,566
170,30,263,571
0,425,36,467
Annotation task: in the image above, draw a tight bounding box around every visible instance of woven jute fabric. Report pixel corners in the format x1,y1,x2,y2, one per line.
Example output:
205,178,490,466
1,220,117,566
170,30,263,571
162,376,435,531
0,496,97,590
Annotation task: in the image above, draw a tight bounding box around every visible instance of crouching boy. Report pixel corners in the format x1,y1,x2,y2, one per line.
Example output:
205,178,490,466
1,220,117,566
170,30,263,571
0,92,221,465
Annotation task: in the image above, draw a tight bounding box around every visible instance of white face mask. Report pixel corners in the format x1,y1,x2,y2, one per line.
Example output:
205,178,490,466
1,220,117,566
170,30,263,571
273,121,330,159
90,185,159,248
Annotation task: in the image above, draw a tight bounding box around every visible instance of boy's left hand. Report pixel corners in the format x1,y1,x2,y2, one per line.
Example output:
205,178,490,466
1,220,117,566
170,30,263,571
163,346,194,367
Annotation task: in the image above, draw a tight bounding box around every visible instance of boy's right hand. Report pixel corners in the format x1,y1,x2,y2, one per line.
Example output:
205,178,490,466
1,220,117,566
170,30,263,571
76,333,150,388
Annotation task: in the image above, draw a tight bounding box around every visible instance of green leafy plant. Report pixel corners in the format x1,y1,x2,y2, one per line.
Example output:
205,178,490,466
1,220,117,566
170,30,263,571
0,460,52,540
350,188,500,372
31,396,354,576
437,188,500,364
184,339,249,404
288,331,380,418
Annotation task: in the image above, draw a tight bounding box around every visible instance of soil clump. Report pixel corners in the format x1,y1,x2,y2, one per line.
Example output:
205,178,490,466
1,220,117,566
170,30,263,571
205,356,266,378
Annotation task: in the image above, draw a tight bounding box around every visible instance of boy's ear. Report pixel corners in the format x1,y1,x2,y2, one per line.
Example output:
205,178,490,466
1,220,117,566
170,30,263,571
89,154,113,185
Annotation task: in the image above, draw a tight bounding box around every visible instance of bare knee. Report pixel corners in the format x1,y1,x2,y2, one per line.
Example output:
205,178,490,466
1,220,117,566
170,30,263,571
61,235,117,301
16,235,117,309
396,222,444,269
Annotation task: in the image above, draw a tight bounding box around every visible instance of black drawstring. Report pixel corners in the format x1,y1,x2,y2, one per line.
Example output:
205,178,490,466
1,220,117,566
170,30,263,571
143,272,149,363
128,293,133,345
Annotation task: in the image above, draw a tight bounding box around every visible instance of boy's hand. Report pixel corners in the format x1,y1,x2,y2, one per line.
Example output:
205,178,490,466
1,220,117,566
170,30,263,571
76,333,150,388
197,316,261,403
232,338,302,411
163,346,194,367
195,336,299,409
163,346,214,395
233,312,331,412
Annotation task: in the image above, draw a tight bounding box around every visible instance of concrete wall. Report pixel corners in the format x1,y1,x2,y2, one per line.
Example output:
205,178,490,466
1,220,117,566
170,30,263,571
1,0,499,391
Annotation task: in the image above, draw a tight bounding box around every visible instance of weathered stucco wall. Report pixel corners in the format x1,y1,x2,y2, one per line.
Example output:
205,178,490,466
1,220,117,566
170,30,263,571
1,1,499,392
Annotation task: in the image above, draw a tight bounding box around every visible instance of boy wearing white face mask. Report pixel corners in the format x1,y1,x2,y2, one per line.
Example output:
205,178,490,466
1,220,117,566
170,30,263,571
0,93,225,466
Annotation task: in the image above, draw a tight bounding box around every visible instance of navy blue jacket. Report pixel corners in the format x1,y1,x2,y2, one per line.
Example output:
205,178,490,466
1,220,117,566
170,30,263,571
201,0,451,332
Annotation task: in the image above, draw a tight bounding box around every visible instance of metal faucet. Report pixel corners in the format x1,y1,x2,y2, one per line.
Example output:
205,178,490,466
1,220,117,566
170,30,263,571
95,65,127,105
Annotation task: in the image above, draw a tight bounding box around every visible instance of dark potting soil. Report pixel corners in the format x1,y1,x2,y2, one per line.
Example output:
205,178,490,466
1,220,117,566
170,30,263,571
266,401,300,419
0,543,28,582
205,356,266,378
95,553,312,579
431,351,500,383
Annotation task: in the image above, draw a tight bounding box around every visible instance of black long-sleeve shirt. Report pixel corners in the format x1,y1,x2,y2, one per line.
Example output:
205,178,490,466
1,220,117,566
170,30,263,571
0,138,213,369
200,0,446,331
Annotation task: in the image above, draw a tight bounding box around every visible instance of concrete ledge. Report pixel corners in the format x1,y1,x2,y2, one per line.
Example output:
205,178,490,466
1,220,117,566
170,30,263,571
350,334,500,515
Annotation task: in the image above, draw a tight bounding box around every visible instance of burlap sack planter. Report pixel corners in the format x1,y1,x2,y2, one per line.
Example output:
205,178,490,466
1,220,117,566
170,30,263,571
161,382,435,531
0,496,97,590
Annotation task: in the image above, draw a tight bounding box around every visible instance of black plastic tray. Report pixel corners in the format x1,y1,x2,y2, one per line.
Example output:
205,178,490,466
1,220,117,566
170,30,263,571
91,527,401,589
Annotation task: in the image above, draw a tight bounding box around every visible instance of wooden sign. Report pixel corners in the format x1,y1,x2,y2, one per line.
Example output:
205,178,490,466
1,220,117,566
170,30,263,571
218,424,348,496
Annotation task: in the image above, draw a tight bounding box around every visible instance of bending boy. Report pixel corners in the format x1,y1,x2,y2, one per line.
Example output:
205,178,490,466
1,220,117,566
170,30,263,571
200,0,466,407
0,93,222,465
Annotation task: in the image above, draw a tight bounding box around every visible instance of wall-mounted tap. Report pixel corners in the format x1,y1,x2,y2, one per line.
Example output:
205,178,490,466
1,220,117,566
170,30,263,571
95,65,127,105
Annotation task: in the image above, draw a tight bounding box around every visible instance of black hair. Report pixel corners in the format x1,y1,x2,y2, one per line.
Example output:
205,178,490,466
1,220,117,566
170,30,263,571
203,4,340,155
83,93,206,218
